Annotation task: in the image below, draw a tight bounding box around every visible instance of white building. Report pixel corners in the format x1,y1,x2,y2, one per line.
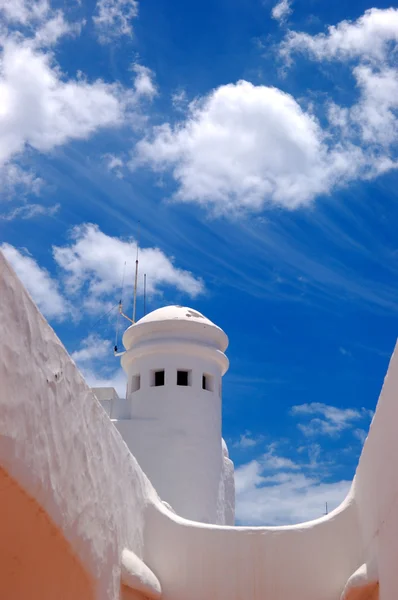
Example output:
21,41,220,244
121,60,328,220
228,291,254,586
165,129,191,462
94,305,235,525
1,249,393,600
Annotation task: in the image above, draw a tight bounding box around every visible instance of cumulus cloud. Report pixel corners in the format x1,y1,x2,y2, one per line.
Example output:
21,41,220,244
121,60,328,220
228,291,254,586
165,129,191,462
53,223,204,313
281,8,398,63
0,243,68,320
235,445,351,525
135,7,398,216
281,8,398,169
0,0,154,199
93,0,138,42
291,402,373,437
350,65,398,149
136,80,362,213
1,223,204,321
0,41,124,162
71,333,111,363
272,0,292,23
0,0,50,26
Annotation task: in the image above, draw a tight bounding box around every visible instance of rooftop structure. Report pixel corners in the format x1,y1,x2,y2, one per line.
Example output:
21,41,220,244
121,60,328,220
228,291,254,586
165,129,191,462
98,304,234,525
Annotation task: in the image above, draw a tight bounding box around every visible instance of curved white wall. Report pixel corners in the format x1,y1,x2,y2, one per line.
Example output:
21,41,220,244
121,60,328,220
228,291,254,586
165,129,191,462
2,249,398,600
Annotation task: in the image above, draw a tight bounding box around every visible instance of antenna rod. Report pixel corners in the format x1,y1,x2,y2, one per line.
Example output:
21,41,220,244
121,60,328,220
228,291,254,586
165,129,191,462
143,273,147,316
114,261,127,354
132,222,140,323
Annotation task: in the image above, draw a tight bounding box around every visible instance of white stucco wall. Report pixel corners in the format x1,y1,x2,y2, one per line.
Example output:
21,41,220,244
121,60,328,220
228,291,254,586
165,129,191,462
0,252,159,600
220,442,235,526
352,344,398,599
3,248,398,600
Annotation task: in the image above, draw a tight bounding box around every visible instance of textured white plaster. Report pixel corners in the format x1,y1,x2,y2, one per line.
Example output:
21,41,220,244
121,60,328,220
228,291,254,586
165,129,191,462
121,549,161,599
0,251,161,600
341,562,378,599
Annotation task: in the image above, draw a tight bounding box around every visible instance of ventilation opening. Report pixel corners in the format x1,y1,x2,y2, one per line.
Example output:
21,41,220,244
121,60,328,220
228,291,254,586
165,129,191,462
131,374,140,393
177,370,191,386
151,370,165,387
202,373,214,392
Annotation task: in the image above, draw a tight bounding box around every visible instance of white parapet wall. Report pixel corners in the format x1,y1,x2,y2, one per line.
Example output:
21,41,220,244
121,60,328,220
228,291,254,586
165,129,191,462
2,248,398,599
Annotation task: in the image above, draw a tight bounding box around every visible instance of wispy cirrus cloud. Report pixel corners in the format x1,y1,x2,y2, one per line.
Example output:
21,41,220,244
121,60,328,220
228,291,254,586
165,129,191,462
0,202,59,221
291,402,373,437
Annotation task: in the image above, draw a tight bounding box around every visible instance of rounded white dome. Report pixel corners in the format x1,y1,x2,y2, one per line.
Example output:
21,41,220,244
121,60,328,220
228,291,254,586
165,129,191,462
122,305,228,353
137,306,214,326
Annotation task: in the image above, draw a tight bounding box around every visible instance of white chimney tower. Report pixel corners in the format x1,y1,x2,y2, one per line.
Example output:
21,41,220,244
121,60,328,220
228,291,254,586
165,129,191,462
113,305,234,525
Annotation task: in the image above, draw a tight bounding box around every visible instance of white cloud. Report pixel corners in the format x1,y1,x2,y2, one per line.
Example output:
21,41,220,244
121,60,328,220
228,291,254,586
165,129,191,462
172,89,188,111
291,403,373,437
280,8,398,180
263,443,301,470
0,0,50,26
81,366,127,399
236,464,351,525
0,243,68,320
353,428,368,444
0,163,43,197
339,346,351,357
233,430,265,449
1,223,204,323
135,8,398,216
132,63,157,100
272,0,292,23
93,0,138,42
235,446,351,525
0,202,59,220
33,12,83,48
281,8,398,63
0,35,128,198
52,223,204,313
0,1,153,199
350,65,398,149
103,153,125,178
136,80,360,214
71,333,110,363
0,41,125,162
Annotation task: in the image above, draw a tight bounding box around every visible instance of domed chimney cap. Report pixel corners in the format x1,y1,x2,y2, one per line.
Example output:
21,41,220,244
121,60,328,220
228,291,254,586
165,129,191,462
122,305,228,352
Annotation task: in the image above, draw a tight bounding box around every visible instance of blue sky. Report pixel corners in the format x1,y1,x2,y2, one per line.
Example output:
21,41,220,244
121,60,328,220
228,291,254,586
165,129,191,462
1,0,397,525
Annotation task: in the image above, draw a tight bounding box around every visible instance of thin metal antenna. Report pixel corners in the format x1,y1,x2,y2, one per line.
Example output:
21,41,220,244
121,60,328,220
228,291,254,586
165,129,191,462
132,222,140,323
143,273,147,316
114,261,127,354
